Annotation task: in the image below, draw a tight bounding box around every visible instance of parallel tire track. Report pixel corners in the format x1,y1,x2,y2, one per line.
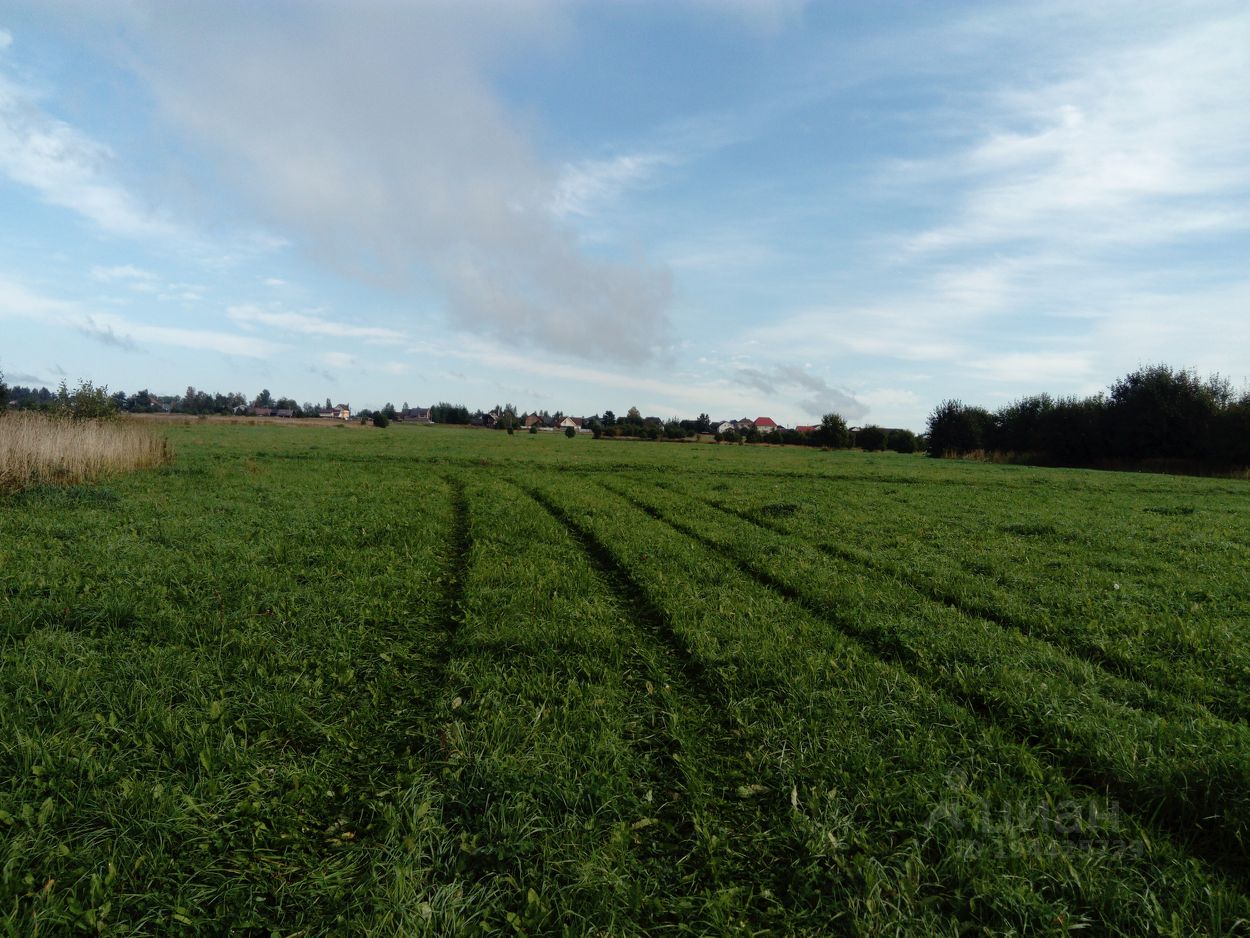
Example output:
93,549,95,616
599,477,1250,888
519,482,819,925
654,476,1242,726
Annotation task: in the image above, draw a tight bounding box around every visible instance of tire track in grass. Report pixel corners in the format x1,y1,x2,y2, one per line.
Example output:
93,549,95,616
601,478,1250,888
519,482,817,927
657,476,1244,726
533,473,1250,931
503,482,705,924
355,473,481,933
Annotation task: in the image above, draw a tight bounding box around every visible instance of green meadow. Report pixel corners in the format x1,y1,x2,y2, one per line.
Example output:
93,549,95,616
3,421,1249,935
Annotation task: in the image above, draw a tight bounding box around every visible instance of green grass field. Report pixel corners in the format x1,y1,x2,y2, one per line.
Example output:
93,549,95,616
3,421,1249,935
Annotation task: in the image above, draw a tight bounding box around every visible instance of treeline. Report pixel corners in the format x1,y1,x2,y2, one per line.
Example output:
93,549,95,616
927,365,1250,467
4,381,286,417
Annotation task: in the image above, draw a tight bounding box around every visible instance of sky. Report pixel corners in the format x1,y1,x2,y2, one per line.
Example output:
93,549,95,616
1,1,1247,430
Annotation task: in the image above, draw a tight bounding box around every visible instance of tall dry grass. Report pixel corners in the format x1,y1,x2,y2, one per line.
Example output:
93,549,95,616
0,412,172,493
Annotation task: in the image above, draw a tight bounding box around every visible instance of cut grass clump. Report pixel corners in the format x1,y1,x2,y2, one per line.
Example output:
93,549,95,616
0,412,171,493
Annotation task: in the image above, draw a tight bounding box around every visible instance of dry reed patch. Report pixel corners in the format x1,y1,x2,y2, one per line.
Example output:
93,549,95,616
0,412,172,493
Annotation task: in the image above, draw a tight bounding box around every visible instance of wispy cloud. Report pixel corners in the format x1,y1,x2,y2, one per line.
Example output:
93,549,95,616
226,304,404,342
322,351,356,369
552,152,672,218
0,275,282,358
76,315,139,350
901,10,1250,254
731,363,867,420
90,264,157,283
0,52,183,239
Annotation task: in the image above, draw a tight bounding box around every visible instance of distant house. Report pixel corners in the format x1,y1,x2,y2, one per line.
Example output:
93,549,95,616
274,408,294,418
317,404,351,420
522,412,544,429
717,421,738,434
253,406,275,417
754,416,779,432
558,416,584,430
404,406,432,423
795,425,817,434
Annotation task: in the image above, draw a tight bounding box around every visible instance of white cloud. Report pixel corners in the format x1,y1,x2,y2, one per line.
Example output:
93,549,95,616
380,361,407,375
89,264,157,283
903,10,1250,254
0,63,183,239
552,152,671,218
226,304,404,342
0,30,13,52
0,275,281,358
966,351,1097,384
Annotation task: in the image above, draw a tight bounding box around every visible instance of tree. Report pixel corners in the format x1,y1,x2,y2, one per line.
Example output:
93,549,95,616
564,425,576,438
256,389,274,407
372,412,390,428
926,400,993,457
626,406,642,422
696,413,712,433
857,425,887,451
431,402,471,424
54,379,118,421
601,410,616,427
816,413,850,449
382,402,397,420
887,429,917,453
127,389,155,412
0,369,8,413
1108,364,1225,460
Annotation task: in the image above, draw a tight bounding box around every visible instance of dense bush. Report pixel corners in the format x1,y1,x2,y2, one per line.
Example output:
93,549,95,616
928,366,1249,468
857,425,887,451
887,429,917,453
53,380,119,421
926,400,993,457
1106,365,1228,460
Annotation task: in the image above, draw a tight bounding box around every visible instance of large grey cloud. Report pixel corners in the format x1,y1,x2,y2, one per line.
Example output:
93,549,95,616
92,1,673,362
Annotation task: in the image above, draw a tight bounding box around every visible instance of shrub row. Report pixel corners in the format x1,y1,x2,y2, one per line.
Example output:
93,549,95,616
928,365,1250,466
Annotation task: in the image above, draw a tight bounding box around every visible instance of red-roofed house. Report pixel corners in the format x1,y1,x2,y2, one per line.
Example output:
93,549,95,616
754,416,779,433
795,425,817,434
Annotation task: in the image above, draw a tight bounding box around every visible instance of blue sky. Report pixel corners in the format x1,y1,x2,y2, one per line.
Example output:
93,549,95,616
1,0,1247,429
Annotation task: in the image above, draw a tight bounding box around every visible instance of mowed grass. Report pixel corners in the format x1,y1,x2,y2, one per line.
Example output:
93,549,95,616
1,420,1248,934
